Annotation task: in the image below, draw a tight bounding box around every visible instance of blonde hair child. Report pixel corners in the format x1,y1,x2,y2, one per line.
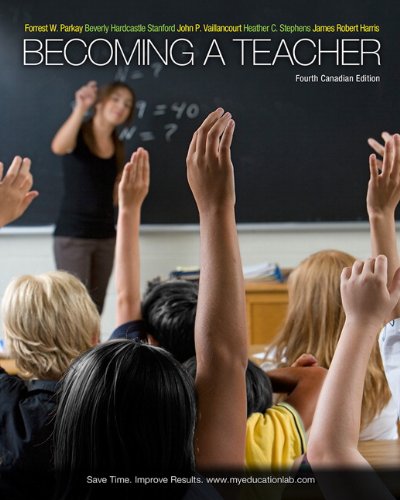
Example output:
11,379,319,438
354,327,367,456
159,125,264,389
267,249,391,432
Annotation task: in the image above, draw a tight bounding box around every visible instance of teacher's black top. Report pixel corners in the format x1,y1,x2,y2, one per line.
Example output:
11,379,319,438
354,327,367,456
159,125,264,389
54,129,117,239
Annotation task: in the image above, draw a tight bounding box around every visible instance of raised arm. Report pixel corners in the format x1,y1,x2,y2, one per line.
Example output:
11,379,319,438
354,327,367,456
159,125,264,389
307,256,400,499
367,134,400,320
187,108,247,469
0,156,38,227
51,81,97,155
115,148,149,326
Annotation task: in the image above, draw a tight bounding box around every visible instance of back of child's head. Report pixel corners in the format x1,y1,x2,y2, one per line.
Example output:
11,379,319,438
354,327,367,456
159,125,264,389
184,356,273,417
269,249,391,428
1,271,99,379
246,359,273,416
142,278,198,362
272,249,356,367
54,340,196,498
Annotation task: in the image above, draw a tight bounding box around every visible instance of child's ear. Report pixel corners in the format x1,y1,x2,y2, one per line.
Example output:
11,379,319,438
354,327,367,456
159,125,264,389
92,331,100,345
147,334,159,346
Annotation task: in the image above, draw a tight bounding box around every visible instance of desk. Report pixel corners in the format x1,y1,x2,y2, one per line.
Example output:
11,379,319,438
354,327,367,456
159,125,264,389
358,440,400,468
245,281,288,344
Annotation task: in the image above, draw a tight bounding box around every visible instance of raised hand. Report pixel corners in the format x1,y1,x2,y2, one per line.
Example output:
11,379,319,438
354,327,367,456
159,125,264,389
115,148,150,326
367,134,400,321
367,134,400,216
341,256,400,330
0,156,39,227
291,353,318,368
368,131,394,170
307,257,400,495
75,80,98,112
186,108,235,213
51,81,98,155
118,147,150,209
186,108,247,469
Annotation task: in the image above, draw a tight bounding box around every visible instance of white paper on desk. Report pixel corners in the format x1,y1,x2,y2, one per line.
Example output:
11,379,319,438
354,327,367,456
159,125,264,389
243,262,278,280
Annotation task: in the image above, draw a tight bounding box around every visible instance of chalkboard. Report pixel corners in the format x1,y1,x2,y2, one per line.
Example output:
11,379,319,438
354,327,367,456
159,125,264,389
1,0,400,226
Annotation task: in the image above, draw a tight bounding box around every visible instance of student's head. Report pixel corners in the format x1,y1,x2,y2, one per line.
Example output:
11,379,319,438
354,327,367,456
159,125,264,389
279,249,355,367
53,341,196,494
142,279,198,363
184,356,272,417
268,249,391,428
95,82,136,126
1,271,99,380
246,359,273,416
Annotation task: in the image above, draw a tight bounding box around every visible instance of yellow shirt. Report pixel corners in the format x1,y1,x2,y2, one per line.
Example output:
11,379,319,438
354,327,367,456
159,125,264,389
246,402,306,470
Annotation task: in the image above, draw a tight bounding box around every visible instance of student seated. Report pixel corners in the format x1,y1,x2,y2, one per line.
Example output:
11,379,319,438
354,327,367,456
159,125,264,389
367,133,400,418
141,278,198,362
266,249,396,440
307,255,399,500
111,277,198,363
106,140,325,474
0,271,99,498
184,356,325,470
53,109,248,499
116,270,325,469
104,145,195,356
303,135,400,499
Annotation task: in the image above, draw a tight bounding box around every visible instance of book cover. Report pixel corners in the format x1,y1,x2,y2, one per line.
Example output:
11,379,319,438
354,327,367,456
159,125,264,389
1,1,399,497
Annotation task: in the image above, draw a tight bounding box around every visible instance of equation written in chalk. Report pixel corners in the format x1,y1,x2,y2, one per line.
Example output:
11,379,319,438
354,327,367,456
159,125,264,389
119,100,200,143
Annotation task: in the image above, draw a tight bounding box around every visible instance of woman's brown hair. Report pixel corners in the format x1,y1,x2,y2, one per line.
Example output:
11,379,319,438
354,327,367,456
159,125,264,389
266,249,391,429
81,82,136,171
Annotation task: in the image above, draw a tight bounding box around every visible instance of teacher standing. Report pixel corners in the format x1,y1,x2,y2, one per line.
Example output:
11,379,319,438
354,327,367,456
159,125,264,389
51,80,135,314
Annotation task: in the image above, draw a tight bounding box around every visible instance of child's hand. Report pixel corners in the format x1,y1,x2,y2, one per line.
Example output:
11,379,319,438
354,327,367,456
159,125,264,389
118,147,150,209
75,81,98,112
291,353,318,367
341,256,400,330
367,134,400,217
367,131,393,170
0,156,39,227
186,108,235,214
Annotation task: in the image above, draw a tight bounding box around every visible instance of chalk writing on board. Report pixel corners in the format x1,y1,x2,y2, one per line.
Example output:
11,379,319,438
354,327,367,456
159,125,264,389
114,63,164,82
151,62,163,78
153,104,167,116
136,100,147,119
139,131,155,141
130,70,144,80
119,126,137,140
164,123,178,142
119,100,199,143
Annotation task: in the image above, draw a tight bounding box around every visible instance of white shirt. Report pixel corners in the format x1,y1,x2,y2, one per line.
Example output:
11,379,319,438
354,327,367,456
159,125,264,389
379,319,400,422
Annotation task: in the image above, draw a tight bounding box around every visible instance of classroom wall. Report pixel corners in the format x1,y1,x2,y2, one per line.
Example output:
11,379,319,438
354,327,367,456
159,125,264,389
0,224,380,342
